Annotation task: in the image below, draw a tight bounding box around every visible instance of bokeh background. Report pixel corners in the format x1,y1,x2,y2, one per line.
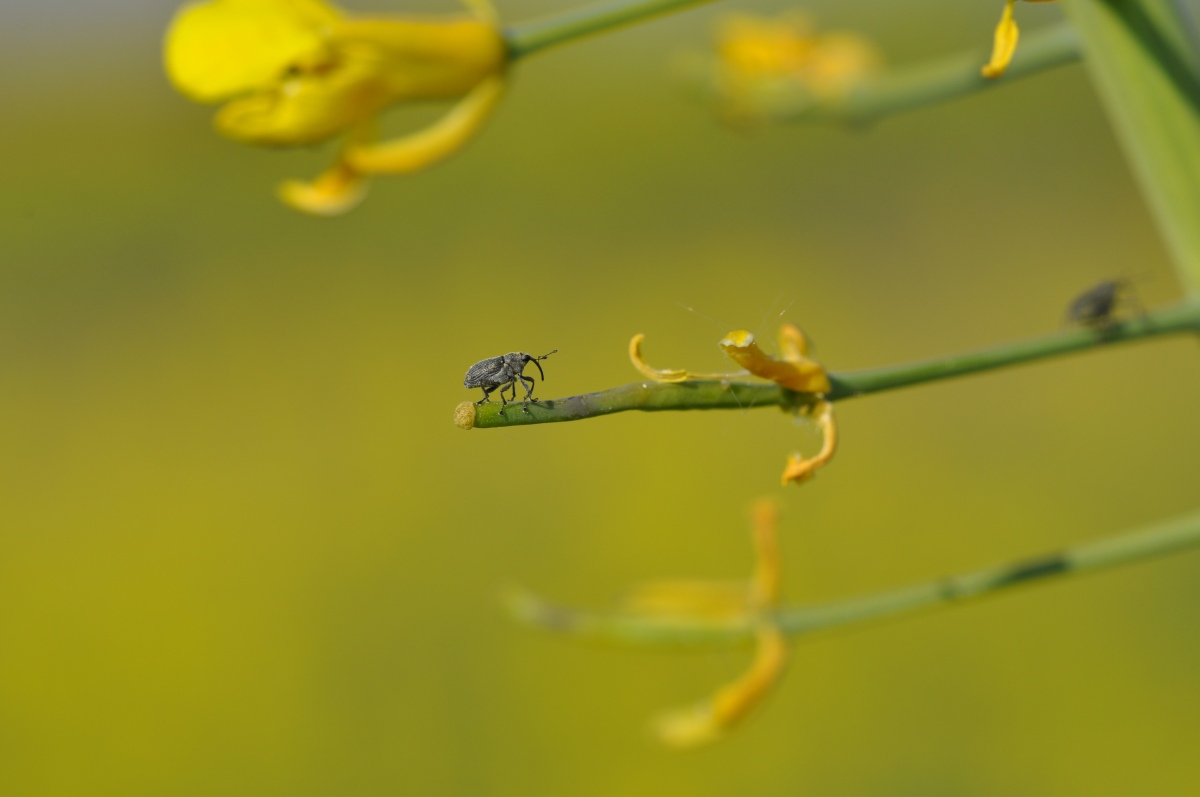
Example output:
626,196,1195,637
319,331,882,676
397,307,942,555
4,0,1200,794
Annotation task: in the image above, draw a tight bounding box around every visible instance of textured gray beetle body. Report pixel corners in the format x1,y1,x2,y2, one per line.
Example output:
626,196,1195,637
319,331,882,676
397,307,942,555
463,350,557,413
1066,279,1140,329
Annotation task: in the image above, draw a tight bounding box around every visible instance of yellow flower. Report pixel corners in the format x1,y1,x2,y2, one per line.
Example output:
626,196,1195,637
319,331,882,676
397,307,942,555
164,0,508,214
647,498,789,747
982,0,1058,79
711,12,881,122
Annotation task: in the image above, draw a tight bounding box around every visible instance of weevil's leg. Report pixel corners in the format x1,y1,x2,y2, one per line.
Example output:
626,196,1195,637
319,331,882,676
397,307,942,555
516,374,537,412
475,385,497,406
498,380,514,415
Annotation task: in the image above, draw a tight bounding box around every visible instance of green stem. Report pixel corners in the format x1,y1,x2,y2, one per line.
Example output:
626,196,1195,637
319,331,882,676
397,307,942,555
1060,0,1200,294
771,22,1081,125
457,298,1200,430
504,0,720,59
508,509,1200,647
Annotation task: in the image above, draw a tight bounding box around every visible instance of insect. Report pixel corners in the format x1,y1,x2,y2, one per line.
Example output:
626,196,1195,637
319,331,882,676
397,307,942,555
1066,278,1141,329
463,350,557,413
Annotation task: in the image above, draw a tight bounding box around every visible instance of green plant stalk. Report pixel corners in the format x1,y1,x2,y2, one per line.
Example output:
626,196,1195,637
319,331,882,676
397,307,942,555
772,22,1081,124
1060,0,1200,294
508,509,1200,647
458,299,1200,429
505,0,720,59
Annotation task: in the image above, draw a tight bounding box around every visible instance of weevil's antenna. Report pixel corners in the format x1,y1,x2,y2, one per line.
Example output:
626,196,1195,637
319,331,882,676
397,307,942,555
527,349,556,381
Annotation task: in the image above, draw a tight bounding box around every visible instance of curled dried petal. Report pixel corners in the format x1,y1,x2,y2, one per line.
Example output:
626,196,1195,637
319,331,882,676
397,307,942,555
629,333,690,382
781,401,838,486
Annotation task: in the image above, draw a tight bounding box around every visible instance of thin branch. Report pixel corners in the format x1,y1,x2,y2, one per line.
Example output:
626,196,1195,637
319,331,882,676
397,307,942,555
456,299,1200,430
505,0,721,59
508,509,1200,647
768,22,1081,125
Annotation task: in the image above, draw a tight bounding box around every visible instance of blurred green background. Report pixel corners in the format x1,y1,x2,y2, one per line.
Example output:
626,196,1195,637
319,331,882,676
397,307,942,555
3,0,1200,794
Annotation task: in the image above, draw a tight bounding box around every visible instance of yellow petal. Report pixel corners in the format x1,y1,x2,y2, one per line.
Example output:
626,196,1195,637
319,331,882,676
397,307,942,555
629,334,690,382
331,17,507,100
344,75,505,175
655,624,788,747
776,323,811,361
982,0,1019,79
749,498,781,608
165,0,341,103
719,330,831,394
215,41,388,145
277,159,367,216
781,401,838,486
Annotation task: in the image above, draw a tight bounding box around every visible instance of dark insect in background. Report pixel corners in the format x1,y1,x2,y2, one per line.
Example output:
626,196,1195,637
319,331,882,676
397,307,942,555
1065,278,1142,329
464,350,557,413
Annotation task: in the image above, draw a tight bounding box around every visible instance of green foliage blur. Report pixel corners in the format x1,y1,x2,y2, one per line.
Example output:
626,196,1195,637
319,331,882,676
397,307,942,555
2,0,1200,794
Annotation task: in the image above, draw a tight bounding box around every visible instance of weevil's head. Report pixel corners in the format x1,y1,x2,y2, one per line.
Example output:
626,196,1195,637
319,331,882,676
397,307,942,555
522,349,557,380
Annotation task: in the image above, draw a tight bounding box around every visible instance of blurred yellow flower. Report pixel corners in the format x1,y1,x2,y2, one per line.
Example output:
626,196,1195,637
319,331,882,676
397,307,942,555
982,0,1058,79
710,12,881,122
164,0,508,215
508,500,799,746
646,498,789,747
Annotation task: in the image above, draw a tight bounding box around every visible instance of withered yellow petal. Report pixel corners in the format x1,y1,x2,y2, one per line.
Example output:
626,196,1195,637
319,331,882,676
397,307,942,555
780,401,838,486
777,323,811,361
277,159,367,216
655,624,788,747
982,0,1019,79
165,0,342,102
719,330,831,394
345,75,505,175
629,334,690,382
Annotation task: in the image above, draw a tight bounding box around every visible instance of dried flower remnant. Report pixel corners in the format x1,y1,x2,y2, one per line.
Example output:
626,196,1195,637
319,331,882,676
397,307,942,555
632,325,838,485
710,12,881,122
780,400,837,486
718,325,831,394
164,0,508,214
718,325,838,485
982,0,1059,79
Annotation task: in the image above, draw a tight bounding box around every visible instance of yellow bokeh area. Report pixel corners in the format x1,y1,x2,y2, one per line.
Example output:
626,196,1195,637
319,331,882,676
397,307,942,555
3,1,1200,795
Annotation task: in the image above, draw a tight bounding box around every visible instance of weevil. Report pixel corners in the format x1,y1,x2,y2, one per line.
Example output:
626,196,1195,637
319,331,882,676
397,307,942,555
463,350,557,413
1066,278,1142,330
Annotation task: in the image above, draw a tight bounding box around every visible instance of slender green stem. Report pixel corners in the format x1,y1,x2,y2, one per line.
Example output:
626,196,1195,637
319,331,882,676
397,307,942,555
505,0,720,59
1060,0,1200,294
456,299,1200,430
508,509,1200,647
769,23,1081,125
